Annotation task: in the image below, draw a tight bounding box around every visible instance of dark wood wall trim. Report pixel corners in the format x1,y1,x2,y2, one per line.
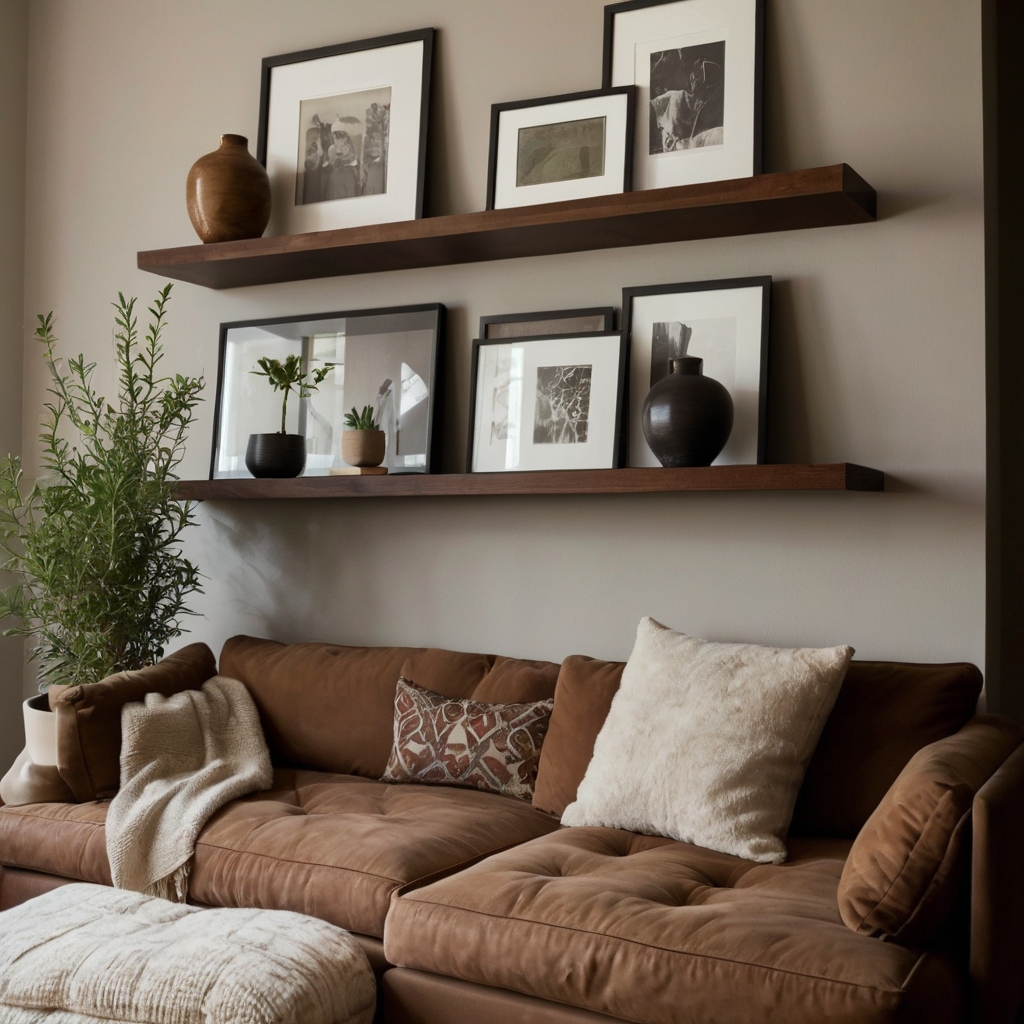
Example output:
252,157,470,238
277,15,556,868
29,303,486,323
984,0,1024,722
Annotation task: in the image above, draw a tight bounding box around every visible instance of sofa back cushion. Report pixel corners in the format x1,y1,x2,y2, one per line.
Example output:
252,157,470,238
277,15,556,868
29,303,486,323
218,636,559,779
791,661,983,838
52,643,218,802
838,715,1024,944
533,656,983,834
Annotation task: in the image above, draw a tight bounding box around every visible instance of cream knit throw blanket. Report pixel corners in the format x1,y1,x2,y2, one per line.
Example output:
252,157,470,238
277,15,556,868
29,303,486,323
0,883,376,1024
106,675,273,901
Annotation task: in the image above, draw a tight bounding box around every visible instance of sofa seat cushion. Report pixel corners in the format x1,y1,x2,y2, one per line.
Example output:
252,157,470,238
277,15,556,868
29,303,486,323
0,799,110,885
383,828,965,1024
189,768,560,938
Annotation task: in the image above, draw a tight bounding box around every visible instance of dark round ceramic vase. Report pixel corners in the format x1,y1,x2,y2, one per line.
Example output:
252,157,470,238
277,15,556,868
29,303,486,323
642,356,734,468
186,134,271,244
245,434,306,479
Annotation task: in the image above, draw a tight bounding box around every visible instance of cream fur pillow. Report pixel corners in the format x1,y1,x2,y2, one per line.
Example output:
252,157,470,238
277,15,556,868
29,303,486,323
561,618,853,864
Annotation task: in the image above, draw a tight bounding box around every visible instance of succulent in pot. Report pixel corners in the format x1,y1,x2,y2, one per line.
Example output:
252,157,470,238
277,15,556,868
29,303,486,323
341,388,389,469
246,355,332,478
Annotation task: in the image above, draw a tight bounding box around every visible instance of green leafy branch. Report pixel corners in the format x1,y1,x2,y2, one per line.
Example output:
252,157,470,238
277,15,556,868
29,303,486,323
251,355,332,435
343,405,380,431
0,285,205,689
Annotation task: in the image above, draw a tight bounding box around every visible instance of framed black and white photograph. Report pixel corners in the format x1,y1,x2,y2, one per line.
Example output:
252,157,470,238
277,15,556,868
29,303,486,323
211,304,444,478
486,88,635,210
603,0,763,190
468,332,627,473
257,29,433,235
621,277,770,465
479,307,616,340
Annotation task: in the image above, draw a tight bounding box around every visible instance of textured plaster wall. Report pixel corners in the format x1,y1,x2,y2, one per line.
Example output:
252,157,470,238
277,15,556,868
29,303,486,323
0,0,29,764
19,0,985,682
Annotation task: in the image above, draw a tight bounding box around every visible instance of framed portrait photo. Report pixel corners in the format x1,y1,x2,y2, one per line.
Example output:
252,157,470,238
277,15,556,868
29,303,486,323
479,307,616,340
211,304,445,479
468,332,628,473
621,277,771,466
603,0,763,191
486,88,635,210
257,29,433,235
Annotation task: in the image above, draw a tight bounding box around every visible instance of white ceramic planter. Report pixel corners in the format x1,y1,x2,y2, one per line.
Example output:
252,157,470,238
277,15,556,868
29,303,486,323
22,693,57,767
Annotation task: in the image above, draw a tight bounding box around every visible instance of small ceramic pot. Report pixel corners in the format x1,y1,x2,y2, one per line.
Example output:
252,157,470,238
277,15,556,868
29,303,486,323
642,356,734,467
245,433,306,478
186,134,271,244
342,430,387,468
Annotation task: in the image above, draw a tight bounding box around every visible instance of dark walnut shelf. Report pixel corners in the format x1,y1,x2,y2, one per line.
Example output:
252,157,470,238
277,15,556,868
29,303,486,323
139,165,876,289
173,464,884,501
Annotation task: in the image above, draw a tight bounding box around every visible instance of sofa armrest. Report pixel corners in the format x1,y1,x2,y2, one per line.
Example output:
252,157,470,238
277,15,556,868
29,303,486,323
971,739,1024,1024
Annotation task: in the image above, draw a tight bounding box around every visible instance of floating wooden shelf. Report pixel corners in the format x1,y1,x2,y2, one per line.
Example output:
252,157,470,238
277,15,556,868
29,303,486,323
139,165,876,289
173,464,884,501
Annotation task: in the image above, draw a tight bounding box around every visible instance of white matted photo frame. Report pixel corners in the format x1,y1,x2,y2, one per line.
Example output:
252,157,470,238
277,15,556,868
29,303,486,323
621,277,771,466
210,304,445,479
467,332,628,473
603,0,763,190
257,29,433,235
486,88,635,210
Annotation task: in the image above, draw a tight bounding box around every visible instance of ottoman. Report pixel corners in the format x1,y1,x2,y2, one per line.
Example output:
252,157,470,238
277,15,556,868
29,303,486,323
0,883,376,1024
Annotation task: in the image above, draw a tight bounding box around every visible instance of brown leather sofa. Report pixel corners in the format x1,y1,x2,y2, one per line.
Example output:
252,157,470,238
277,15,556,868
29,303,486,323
0,637,1022,1024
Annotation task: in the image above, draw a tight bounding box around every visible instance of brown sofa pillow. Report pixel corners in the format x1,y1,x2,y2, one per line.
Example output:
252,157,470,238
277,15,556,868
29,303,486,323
838,714,1024,945
532,656,624,817
52,643,217,802
792,661,983,838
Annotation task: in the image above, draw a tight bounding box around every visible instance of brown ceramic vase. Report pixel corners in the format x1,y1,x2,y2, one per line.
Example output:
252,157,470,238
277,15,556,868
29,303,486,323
186,134,271,244
342,430,387,468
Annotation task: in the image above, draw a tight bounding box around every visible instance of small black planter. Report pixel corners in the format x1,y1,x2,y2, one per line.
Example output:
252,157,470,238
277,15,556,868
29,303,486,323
642,356,734,468
245,433,306,478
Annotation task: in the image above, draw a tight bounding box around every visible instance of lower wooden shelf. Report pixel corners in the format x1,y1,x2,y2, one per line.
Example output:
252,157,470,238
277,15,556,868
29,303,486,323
173,464,883,501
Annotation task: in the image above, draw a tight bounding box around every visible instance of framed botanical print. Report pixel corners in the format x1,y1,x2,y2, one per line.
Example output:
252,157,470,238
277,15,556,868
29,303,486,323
486,88,635,209
211,304,445,478
479,307,616,340
621,277,770,466
468,332,628,473
603,0,763,190
257,29,434,235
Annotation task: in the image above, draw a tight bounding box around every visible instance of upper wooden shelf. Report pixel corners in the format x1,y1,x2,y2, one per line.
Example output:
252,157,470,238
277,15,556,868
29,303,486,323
139,165,876,289
173,464,884,501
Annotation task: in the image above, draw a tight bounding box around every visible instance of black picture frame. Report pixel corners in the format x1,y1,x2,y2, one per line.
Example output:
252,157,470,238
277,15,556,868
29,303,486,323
210,302,446,479
466,331,629,474
485,87,636,211
256,28,434,224
602,0,764,181
621,276,771,464
478,307,617,340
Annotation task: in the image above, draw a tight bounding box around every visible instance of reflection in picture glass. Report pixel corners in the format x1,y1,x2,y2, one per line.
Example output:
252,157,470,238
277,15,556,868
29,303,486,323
296,86,391,205
516,116,606,186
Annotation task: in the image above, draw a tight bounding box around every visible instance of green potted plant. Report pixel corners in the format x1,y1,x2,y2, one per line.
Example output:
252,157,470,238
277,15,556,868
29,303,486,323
247,355,332,478
0,286,204,792
341,379,392,469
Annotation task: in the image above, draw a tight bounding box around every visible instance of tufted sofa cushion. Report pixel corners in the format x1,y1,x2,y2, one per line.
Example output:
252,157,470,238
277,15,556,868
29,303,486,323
383,828,966,1024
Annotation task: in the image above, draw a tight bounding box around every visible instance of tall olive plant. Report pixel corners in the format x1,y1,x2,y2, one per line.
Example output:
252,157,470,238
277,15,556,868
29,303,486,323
0,285,205,689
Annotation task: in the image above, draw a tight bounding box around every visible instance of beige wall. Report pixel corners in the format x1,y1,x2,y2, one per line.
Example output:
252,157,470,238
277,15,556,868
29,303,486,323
18,0,985,680
1,0,28,764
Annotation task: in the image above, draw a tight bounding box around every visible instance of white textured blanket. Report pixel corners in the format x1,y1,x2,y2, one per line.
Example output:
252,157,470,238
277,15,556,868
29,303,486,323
0,884,376,1024
106,675,273,901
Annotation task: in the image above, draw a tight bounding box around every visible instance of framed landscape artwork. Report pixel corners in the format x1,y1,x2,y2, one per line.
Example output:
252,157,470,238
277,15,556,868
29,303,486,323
487,88,635,209
468,332,627,473
479,307,616,340
603,0,763,190
211,304,445,478
257,29,434,235
621,277,771,466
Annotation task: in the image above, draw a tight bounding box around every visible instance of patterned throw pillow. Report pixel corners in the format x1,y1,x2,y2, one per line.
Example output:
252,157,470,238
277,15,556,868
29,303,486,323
382,678,554,802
